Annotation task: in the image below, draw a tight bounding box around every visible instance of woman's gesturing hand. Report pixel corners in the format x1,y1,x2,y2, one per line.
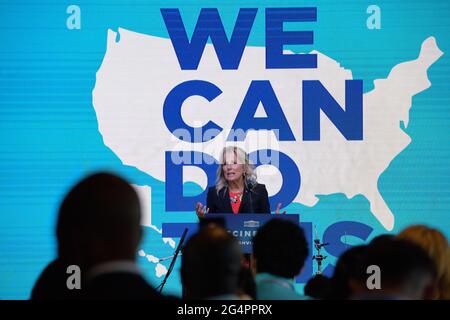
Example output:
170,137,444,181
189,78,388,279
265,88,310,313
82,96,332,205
195,202,209,218
275,202,286,214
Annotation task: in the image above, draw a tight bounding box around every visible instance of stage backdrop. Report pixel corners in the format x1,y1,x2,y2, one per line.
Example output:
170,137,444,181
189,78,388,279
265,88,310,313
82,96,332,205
1,0,449,299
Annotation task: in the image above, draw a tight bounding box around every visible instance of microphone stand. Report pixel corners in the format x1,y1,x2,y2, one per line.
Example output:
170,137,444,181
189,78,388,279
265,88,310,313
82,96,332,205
248,187,254,214
157,228,188,293
158,254,182,262
312,225,329,275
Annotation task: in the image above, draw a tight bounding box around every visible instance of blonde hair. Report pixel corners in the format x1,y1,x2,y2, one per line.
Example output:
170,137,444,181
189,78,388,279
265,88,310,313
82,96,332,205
215,146,256,193
398,225,450,300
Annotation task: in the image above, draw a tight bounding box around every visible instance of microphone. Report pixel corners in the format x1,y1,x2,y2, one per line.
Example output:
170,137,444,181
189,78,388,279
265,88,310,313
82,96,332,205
246,176,257,190
246,176,257,213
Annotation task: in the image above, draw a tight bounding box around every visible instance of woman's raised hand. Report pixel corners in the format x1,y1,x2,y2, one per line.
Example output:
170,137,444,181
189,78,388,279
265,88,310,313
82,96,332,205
275,202,286,214
195,202,209,218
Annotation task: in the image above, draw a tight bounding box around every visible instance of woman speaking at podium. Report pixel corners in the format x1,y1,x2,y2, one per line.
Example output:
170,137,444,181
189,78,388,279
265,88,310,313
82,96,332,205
195,146,284,217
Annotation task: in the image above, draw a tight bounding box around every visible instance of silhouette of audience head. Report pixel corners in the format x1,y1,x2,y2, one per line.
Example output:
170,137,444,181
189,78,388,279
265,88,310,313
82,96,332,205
181,226,242,299
31,172,143,300
304,274,333,300
368,234,395,246
252,219,308,278
237,266,256,300
355,238,437,300
328,245,369,299
57,172,142,270
398,224,450,299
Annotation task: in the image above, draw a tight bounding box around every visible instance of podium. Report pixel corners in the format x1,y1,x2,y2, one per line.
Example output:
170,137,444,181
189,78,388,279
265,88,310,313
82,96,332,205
162,214,300,253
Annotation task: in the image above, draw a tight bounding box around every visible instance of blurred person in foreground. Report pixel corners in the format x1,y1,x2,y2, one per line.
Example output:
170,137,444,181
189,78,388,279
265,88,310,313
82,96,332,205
251,219,309,300
349,237,437,300
398,224,450,299
181,226,244,300
237,266,256,300
326,245,369,300
32,172,171,300
304,274,332,300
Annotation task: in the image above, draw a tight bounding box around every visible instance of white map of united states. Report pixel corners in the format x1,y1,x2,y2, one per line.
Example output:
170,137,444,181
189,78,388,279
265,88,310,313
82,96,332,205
92,28,443,232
